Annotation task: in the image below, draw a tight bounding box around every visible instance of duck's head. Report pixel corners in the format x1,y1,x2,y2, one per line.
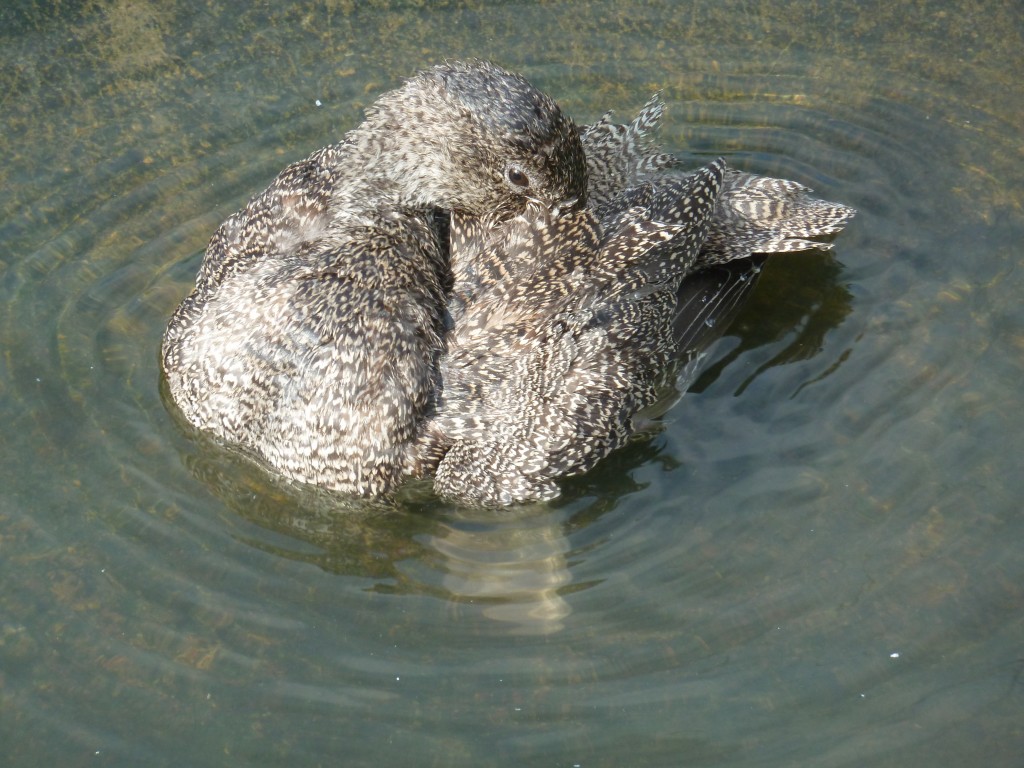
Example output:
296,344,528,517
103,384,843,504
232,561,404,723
360,60,588,217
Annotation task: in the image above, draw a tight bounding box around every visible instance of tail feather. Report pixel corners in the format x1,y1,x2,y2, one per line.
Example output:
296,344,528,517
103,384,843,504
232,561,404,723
700,168,856,264
581,95,856,264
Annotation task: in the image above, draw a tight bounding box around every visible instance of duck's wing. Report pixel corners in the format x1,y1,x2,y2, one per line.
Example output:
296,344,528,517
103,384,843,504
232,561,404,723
593,159,726,286
425,162,726,505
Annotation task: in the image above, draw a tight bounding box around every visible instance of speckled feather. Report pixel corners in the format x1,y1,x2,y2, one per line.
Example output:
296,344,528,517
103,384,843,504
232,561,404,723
579,94,678,214
164,62,855,505
417,162,727,505
581,94,855,255
417,97,854,505
163,61,588,496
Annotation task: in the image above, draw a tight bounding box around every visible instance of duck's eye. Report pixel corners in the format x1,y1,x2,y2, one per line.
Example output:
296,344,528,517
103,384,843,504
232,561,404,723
506,166,531,188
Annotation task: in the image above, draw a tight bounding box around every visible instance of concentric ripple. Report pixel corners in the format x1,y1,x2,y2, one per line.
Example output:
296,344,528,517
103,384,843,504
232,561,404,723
2,3,1023,765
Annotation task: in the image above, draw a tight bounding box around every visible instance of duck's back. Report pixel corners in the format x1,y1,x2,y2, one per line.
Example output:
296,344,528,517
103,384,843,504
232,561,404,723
162,144,450,496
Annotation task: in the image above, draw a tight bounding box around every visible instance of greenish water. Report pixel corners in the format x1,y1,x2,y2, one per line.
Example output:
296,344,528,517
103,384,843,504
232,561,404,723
2,1,1022,766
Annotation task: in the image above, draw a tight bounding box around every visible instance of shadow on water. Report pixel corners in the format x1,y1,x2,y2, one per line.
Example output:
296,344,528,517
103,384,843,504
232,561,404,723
692,251,854,396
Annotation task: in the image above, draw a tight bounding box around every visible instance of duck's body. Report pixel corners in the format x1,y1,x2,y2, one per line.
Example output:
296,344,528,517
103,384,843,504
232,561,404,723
415,99,853,504
414,161,727,504
163,61,854,505
163,61,587,496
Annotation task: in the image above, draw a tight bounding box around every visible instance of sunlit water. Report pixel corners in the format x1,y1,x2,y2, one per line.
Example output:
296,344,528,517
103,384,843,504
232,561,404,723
2,2,1022,766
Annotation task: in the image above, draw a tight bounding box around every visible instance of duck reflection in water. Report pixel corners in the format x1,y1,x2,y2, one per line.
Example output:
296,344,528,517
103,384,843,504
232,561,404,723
426,506,574,636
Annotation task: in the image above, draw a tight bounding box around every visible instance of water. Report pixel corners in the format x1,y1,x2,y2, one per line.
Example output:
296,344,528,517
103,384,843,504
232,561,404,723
2,1,1023,766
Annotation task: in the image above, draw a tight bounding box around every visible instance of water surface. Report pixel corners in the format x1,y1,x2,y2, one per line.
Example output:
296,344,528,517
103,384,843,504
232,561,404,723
2,1,1022,766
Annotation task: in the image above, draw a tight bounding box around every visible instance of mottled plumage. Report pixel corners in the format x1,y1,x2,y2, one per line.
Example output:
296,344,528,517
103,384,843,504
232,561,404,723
163,61,855,505
416,162,727,504
579,94,678,214
163,61,587,496
414,96,855,505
